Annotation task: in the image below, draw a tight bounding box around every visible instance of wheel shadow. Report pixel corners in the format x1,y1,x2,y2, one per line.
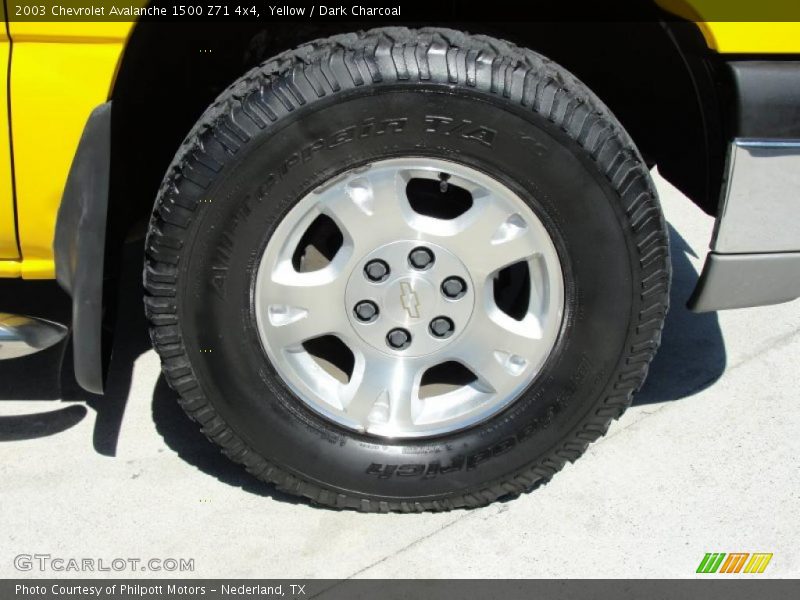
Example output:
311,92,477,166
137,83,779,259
632,224,726,405
150,376,303,502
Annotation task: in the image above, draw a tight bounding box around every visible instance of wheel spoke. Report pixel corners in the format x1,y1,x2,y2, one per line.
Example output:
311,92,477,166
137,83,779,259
384,365,420,432
448,196,539,276
343,355,423,433
258,272,348,349
486,230,539,271
317,168,416,253
341,360,387,426
453,309,544,395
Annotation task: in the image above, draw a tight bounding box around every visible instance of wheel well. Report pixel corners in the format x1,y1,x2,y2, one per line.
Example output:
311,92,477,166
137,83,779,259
109,19,725,243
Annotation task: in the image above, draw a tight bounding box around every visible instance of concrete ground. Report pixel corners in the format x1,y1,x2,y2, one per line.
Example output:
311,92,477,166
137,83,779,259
1,170,798,579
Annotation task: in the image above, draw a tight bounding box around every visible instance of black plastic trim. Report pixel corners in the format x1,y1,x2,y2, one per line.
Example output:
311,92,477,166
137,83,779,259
728,61,800,139
659,20,728,215
53,102,111,394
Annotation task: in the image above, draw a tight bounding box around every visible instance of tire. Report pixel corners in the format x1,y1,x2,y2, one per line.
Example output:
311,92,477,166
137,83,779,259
144,27,670,511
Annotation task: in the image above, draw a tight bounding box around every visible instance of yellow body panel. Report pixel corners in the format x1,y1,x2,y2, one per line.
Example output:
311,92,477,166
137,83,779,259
658,0,800,53
0,260,21,277
0,28,18,260
2,21,134,278
694,22,800,54
1,6,799,278
10,21,133,43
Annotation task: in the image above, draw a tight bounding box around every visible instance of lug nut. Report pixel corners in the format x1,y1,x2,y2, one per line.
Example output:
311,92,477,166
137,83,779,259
408,247,435,270
386,328,412,350
441,276,467,300
354,300,379,323
429,317,455,339
364,259,390,282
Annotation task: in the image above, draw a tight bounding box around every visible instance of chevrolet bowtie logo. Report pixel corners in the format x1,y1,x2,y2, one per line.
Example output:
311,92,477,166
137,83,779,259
400,281,421,319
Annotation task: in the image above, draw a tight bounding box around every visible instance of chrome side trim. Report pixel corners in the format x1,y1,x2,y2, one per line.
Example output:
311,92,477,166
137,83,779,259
0,313,68,360
713,139,800,254
689,252,800,312
690,138,800,312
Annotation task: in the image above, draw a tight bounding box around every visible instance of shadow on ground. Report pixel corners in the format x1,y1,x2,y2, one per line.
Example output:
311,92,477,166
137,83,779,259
0,224,727,492
150,376,302,501
0,243,151,451
633,225,726,405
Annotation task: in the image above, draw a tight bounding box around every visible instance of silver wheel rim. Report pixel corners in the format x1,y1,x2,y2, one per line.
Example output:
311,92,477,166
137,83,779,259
254,158,564,438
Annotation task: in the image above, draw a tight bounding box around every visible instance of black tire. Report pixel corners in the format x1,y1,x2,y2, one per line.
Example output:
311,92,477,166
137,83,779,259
144,27,670,511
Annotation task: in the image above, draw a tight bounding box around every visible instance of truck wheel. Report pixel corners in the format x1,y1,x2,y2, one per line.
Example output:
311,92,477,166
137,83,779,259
144,28,670,511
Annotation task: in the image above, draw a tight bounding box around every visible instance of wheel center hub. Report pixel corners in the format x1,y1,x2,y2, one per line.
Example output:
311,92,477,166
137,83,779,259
385,277,433,322
345,240,475,357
